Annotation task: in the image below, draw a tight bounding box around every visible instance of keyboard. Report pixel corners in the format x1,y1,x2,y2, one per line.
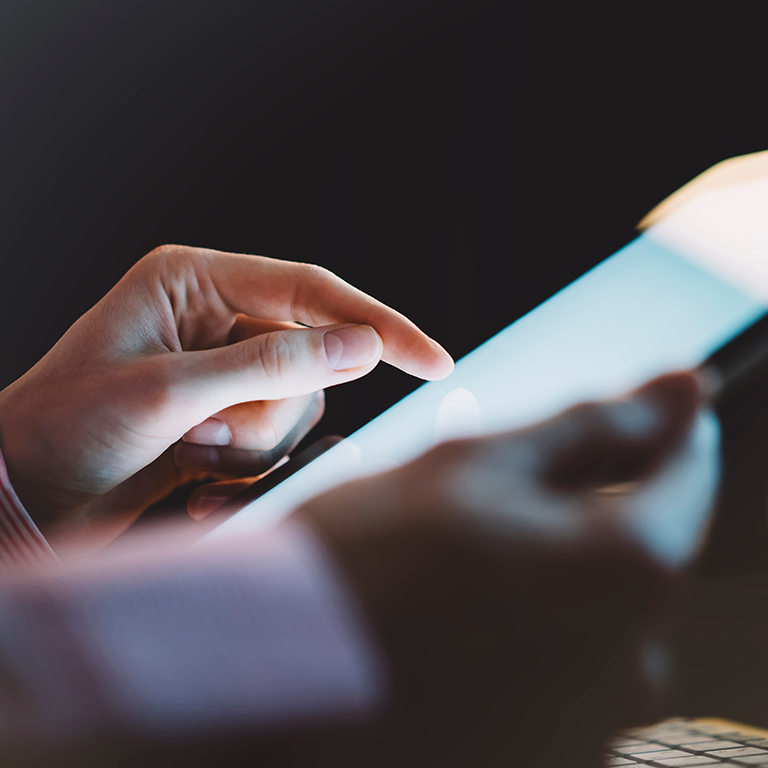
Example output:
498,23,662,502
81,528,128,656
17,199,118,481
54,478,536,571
606,718,768,766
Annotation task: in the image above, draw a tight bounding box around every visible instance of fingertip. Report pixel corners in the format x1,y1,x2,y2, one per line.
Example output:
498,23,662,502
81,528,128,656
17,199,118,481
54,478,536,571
426,340,455,380
187,478,261,521
643,369,701,398
187,491,229,521
543,371,704,491
635,370,702,424
182,417,232,446
394,339,454,380
639,368,700,395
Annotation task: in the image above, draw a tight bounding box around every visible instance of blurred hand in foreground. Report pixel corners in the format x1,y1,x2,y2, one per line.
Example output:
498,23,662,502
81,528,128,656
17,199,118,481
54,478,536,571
297,371,702,767
0,245,452,549
0,372,703,768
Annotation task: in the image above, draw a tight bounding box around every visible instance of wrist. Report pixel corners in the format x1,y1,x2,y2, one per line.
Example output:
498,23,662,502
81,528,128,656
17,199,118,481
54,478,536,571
292,468,460,686
0,382,61,532
0,392,57,565
294,483,493,766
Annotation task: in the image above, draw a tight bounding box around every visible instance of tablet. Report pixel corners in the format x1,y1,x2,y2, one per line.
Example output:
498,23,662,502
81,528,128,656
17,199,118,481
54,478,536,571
204,155,768,563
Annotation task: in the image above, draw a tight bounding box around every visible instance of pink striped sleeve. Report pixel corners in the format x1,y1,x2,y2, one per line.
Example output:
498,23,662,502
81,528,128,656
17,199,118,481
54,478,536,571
0,445,57,567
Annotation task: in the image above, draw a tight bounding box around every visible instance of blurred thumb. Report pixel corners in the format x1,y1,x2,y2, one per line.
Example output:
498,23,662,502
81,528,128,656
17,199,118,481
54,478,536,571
541,371,701,491
165,323,382,425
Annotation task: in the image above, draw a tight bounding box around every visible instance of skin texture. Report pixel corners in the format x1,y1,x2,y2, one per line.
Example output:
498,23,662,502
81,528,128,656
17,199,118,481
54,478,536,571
0,245,452,551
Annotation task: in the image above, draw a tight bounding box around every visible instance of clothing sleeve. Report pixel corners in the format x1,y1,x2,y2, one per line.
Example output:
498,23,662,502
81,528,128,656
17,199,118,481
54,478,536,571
0,518,387,762
0,445,57,568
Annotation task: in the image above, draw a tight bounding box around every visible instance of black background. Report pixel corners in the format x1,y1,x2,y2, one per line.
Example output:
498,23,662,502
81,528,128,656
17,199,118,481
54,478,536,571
3,1,766,442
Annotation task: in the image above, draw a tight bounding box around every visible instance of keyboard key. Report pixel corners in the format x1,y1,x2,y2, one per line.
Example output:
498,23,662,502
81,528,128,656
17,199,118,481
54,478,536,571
614,744,669,755
704,748,768,759
692,727,745,738
654,733,709,743
609,720,768,767
681,741,744,751
638,750,696,761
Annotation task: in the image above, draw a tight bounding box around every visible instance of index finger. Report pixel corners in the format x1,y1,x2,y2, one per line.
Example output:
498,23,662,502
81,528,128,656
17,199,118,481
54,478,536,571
186,247,454,380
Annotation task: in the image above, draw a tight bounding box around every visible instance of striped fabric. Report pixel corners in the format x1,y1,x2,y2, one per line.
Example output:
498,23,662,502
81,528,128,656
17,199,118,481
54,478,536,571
0,446,57,567
0,519,384,749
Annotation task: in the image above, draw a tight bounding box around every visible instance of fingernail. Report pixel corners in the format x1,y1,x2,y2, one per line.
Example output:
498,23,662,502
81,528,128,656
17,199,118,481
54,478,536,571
610,398,664,439
182,418,231,446
429,338,455,377
189,494,230,521
695,364,723,402
323,325,380,371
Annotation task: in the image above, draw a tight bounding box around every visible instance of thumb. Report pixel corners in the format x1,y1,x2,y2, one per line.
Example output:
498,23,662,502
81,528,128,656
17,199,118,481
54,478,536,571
165,323,382,424
186,477,259,521
540,371,701,492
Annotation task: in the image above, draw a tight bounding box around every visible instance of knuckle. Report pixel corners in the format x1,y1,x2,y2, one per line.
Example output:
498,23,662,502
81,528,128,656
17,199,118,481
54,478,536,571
251,413,283,451
565,401,604,424
214,401,286,454
400,437,481,517
140,244,194,281
561,401,612,438
246,332,293,381
147,244,199,271
290,262,341,319
297,261,335,282
421,437,477,476
145,243,182,265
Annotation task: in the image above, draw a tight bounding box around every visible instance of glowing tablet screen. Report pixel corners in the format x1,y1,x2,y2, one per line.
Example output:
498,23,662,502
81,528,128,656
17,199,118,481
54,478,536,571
205,230,766,542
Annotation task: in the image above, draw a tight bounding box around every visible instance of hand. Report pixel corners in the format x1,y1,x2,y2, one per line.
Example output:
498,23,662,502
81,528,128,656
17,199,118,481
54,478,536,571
0,245,453,550
297,372,702,767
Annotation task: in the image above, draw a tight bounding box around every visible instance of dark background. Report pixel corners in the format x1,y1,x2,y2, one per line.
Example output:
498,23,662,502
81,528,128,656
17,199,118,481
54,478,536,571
3,0,768,729
3,1,765,440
